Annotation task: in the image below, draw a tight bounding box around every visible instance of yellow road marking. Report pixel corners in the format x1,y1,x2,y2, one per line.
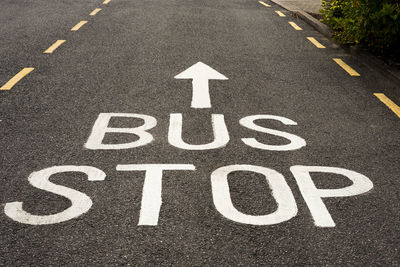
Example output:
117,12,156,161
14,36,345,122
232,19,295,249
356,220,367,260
333,58,360,76
0,68,34,91
307,37,326,48
275,10,286,17
103,0,112,4
288,21,302,30
71,21,88,31
90,8,102,16
258,1,271,7
44,40,66,54
374,93,400,118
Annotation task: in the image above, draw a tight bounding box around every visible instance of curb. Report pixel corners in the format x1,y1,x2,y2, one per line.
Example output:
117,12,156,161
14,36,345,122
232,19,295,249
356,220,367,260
269,0,332,38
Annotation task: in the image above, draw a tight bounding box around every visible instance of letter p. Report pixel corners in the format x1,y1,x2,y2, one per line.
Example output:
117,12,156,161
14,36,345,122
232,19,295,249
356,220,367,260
290,166,373,227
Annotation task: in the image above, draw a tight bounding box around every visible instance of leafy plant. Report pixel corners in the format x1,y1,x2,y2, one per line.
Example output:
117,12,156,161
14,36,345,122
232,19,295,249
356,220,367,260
321,0,400,56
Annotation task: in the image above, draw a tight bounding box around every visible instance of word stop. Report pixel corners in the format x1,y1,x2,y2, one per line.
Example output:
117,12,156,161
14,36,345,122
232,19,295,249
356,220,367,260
4,164,373,227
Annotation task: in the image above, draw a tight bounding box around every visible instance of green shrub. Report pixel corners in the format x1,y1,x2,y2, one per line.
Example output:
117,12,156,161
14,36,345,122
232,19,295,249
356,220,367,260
321,0,400,56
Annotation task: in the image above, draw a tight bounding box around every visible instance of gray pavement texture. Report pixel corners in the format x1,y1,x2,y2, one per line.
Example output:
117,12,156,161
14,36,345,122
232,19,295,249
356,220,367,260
0,0,399,265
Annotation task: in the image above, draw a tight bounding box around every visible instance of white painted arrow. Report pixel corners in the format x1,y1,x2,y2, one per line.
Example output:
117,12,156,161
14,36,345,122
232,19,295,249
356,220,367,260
174,62,228,109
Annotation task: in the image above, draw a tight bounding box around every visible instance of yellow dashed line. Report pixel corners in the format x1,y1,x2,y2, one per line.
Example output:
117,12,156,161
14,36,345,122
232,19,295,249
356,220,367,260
374,93,400,118
275,11,286,17
307,37,326,48
288,21,302,30
333,58,360,76
90,8,102,16
0,68,34,91
71,21,88,31
44,40,66,54
3,0,115,93
258,1,271,7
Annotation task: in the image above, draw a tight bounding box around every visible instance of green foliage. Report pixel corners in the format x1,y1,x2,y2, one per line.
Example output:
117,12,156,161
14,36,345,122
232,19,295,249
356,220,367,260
321,0,400,55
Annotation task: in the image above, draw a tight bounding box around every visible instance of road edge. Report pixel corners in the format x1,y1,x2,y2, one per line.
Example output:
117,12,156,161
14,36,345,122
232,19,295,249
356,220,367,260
347,46,400,87
269,0,400,87
269,0,332,38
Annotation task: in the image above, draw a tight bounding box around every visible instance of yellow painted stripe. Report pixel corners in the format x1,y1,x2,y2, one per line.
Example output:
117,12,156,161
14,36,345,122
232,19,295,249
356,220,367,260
275,11,286,17
103,0,111,4
333,58,360,76
71,21,88,31
90,8,102,16
0,68,34,91
258,1,271,7
44,40,66,54
288,21,302,30
374,93,400,118
307,37,326,48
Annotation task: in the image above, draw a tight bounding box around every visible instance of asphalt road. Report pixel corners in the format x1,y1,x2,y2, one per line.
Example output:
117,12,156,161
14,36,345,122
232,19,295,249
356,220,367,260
0,0,399,265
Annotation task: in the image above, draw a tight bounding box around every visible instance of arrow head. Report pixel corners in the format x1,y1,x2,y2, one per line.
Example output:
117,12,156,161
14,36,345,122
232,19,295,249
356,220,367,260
174,62,228,80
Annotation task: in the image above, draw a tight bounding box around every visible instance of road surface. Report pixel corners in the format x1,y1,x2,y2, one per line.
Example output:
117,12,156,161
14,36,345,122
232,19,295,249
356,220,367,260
0,0,399,265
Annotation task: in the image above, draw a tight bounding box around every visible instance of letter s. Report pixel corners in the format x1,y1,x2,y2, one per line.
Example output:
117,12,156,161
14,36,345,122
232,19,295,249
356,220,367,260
240,115,306,151
4,166,106,225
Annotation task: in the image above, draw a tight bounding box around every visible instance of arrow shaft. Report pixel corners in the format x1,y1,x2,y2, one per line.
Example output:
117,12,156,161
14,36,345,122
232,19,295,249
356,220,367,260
191,79,211,108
